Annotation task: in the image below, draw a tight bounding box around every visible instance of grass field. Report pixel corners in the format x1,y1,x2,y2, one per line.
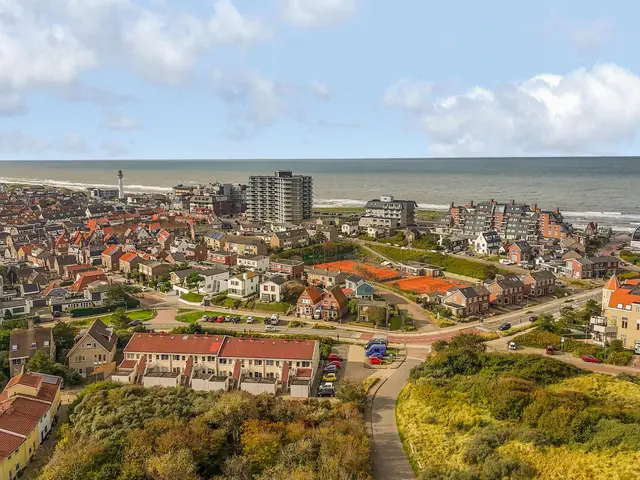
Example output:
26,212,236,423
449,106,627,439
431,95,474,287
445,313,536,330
314,259,400,281
180,292,204,302
71,309,157,327
393,275,467,294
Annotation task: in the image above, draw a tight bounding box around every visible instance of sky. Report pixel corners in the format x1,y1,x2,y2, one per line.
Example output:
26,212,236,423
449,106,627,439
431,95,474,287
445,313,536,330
1,0,640,159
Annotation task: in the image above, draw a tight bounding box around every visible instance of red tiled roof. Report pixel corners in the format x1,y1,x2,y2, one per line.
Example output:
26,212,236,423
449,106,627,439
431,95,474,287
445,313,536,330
0,397,49,436
6,373,42,389
69,270,107,292
0,431,23,457
118,359,137,370
124,333,225,355
219,337,316,360
282,361,290,384
120,252,139,262
300,286,324,304
295,367,312,378
604,275,621,291
102,245,119,256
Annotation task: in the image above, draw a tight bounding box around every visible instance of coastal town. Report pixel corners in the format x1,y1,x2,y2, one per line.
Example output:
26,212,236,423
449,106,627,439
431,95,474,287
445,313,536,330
1,170,640,479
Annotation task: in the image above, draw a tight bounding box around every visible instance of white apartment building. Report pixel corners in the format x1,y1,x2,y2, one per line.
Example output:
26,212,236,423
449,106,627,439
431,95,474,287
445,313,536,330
361,195,418,228
247,170,313,223
237,255,270,273
228,272,260,298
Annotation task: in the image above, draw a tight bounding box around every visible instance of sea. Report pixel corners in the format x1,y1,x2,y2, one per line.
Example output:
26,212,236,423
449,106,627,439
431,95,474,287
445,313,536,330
0,157,639,232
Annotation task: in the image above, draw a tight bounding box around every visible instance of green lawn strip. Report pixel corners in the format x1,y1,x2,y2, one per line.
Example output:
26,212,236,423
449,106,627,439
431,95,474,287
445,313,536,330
176,310,261,324
180,292,204,302
389,315,403,331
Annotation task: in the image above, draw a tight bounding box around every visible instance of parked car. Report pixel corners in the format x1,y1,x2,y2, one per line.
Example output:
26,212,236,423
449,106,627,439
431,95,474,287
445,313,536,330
508,341,517,351
366,344,387,357
327,360,342,369
216,316,225,323
369,356,383,365
545,345,555,355
365,338,388,349
246,316,254,324
232,316,241,324
53,311,62,318
529,316,538,322
225,315,232,322
270,314,279,325
323,364,338,373
498,323,511,331
318,389,335,397
322,373,337,382
264,325,277,332
320,382,334,390
327,353,342,362
369,352,384,359
128,320,143,327
201,315,210,322
581,354,602,363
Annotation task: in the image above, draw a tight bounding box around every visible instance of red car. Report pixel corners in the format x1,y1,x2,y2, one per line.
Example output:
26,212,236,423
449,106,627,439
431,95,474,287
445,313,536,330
328,360,342,369
216,316,225,323
581,354,602,363
328,354,342,362
369,356,383,365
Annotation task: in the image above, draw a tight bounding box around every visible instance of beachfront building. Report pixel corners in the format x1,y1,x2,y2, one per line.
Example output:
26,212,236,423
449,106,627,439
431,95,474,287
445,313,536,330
247,171,313,223
360,195,417,229
599,276,640,352
474,231,501,255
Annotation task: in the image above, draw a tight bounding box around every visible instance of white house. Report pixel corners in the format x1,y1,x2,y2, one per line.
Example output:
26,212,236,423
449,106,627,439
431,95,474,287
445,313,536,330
170,238,194,253
237,255,270,273
199,268,230,294
259,275,287,303
474,231,501,255
228,272,260,298
341,223,360,236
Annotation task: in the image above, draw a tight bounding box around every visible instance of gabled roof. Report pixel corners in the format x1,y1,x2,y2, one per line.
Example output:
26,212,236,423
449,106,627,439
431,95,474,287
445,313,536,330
300,286,323,304
79,319,117,352
604,274,621,291
69,270,107,292
326,285,348,307
219,337,316,360
125,332,224,355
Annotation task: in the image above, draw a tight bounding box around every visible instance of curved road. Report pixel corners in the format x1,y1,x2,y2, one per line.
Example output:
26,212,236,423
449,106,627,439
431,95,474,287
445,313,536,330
370,358,421,480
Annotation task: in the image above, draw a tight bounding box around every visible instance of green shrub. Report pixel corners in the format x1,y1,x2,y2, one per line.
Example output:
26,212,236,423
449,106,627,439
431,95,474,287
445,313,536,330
462,428,513,464
606,351,632,366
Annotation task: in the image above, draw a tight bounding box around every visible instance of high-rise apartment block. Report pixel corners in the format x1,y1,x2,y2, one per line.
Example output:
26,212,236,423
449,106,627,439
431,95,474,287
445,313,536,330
247,171,313,223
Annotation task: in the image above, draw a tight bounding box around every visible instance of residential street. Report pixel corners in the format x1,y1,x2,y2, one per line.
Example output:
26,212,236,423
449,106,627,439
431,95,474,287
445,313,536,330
369,358,421,480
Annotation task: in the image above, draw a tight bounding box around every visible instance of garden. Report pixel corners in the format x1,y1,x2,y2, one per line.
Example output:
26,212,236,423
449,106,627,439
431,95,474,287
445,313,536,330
398,333,640,480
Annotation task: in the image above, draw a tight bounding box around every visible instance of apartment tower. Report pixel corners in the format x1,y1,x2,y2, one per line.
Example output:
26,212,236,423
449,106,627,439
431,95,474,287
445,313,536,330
247,171,313,223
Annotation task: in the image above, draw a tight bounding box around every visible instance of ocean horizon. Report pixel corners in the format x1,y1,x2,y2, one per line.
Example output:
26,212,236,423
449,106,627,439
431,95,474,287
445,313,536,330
1,157,639,232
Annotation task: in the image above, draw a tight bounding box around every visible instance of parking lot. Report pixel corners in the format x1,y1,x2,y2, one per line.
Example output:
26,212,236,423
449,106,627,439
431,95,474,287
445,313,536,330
315,344,370,397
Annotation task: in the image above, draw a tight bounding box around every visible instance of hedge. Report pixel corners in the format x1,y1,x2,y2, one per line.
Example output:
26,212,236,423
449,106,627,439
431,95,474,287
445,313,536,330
69,298,139,318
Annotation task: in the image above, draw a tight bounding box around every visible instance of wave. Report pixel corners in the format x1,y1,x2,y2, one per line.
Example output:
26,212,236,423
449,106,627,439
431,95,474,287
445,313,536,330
562,211,640,222
0,176,172,193
315,198,450,211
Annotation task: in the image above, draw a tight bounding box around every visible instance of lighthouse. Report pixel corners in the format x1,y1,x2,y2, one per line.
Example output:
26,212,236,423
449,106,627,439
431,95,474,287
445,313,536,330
117,170,124,199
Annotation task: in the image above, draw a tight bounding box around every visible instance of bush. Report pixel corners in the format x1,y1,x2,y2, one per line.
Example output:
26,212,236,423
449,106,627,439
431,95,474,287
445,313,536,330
606,351,632,366
287,320,303,328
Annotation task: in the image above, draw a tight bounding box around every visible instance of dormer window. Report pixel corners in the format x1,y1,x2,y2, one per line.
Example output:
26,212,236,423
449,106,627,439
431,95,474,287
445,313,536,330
11,345,17,351
31,342,37,349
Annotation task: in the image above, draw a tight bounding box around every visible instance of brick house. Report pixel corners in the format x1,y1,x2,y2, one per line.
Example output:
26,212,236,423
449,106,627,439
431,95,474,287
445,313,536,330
442,285,490,316
486,275,525,306
296,286,324,317
270,258,305,279
101,245,123,271
508,241,532,264
520,270,557,297
208,250,237,266
271,229,310,250
320,286,348,321
67,319,117,378
119,252,142,274
565,256,619,279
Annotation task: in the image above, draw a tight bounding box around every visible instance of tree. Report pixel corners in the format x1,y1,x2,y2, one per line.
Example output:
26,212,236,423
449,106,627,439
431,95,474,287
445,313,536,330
52,322,76,362
537,313,560,333
105,283,135,306
313,232,326,244
3,310,12,320
25,349,81,385
347,299,359,315
335,380,366,412
0,329,10,351
484,264,498,281
441,238,453,251
367,306,387,327
186,272,204,291
111,308,131,329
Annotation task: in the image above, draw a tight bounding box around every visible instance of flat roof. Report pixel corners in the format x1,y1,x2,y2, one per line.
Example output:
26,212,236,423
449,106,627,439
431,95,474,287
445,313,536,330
242,377,276,384
145,371,180,378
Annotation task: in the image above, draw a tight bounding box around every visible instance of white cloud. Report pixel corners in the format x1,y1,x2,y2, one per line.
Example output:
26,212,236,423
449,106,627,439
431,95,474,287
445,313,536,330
383,64,640,156
0,93,28,116
281,0,356,27
106,113,140,131
311,81,332,100
0,0,270,94
59,132,89,153
0,131,50,154
569,19,617,56
383,79,433,111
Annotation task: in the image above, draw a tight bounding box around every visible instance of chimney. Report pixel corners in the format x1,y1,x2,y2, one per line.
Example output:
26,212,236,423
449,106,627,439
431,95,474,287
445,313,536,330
449,202,454,209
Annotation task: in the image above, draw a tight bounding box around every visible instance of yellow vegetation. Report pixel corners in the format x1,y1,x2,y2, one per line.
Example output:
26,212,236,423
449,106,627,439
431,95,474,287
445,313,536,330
548,374,640,408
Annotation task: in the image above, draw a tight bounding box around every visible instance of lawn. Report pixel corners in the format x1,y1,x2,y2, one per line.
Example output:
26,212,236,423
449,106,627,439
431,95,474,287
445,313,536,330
180,292,204,302
70,309,156,327
176,310,255,324
254,302,292,313
369,244,509,280
389,315,402,331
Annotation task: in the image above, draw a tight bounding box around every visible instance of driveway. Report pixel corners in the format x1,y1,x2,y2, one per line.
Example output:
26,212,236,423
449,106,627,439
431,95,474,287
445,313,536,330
369,358,421,480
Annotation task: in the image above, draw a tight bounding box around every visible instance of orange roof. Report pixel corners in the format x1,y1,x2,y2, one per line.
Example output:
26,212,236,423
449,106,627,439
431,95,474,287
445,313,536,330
19,244,35,255
0,431,23,457
55,233,68,245
124,333,224,355
5,373,42,389
102,227,114,235
608,285,640,309
69,270,107,292
301,286,324,304
120,252,139,262
604,275,621,291
102,245,119,256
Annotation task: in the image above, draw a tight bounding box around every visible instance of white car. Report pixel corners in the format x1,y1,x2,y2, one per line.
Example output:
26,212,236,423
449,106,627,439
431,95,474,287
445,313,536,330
246,316,254,324
264,325,277,332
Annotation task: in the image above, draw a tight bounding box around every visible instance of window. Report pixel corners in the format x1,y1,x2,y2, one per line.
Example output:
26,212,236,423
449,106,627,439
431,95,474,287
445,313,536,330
302,361,310,367
266,360,274,366
256,360,263,366
161,354,169,360
622,318,628,329
219,358,227,364
207,356,215,362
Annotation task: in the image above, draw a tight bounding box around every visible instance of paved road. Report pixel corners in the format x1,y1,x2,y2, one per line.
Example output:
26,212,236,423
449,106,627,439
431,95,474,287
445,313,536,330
370,358,421,480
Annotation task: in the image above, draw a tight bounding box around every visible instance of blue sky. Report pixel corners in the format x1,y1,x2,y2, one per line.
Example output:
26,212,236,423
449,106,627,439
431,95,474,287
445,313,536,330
1,0,639,159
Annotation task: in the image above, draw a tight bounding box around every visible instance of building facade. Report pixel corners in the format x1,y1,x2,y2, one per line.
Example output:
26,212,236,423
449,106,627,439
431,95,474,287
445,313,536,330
247,171,313,223
361,195,417,228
